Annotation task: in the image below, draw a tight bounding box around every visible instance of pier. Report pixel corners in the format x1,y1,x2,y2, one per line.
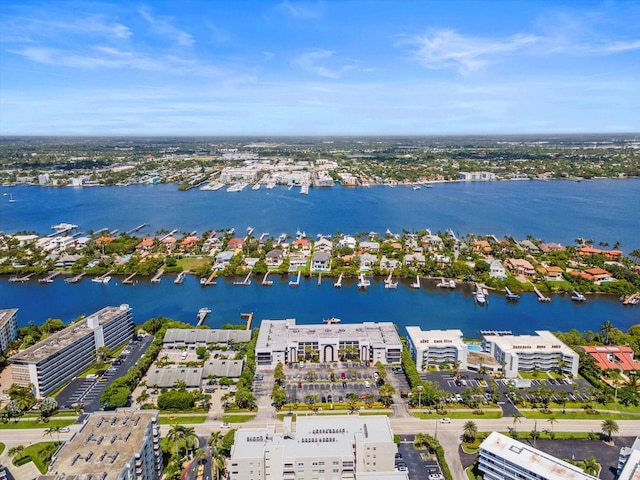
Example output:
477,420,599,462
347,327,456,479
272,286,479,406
197,308,211,326
123,273,137,285
151,269,164,284
410,275,420,289
9,273,33,283
174,272,185,284
357,274,370,289
317,272,322,286
289,270,301,287
622,293,640,305
534,286,551,302
505,286,520,301
334,272,343,288
241,312,253,330
39,271,60,283
262,272,273,286
384,272,398,289
126,223,147,235
234,272,252,286
65,273,85,284
204,271,218,286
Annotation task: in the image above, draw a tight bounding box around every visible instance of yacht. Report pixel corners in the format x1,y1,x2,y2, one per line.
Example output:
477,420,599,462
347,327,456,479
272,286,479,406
571,290,586,302
200,277,207,285
474,284,486,304
92,275,111,284
449,279,456,289
323,317,341,324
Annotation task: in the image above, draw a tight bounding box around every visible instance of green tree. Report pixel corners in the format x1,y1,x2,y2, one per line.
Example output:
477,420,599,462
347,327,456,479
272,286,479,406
601,419,619,442
8,445,25,462
274,362,285,385
601,320,614,344
582,456,599,476
196,346,209,360
271,384,287,410
39,397,58,419
234,388,256,409
463,421,478,443
44,425,62,443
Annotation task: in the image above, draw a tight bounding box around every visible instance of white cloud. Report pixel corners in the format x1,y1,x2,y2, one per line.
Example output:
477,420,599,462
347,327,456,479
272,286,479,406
139,8,194,47
278,1,323,19
294,49,355,78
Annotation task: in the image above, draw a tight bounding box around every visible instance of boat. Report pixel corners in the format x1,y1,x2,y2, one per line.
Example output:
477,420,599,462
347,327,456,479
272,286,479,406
300,184,309,195
474,284,486,304
252,183,261,190
92,275,111,284
8,193,16,203
412,185,421,190
571,290,586,302
357,274,370,289
200,277,207,285
197,307,211,324
323,317,341,324
385,280,398,289
505,287,520,301
449,279,456,289
51,222,78,231
436,278,448,288
425,184,433,188
174,272,186,284
226,183,247,192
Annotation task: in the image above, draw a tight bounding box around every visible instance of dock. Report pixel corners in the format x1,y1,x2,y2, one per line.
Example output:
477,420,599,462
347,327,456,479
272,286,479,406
333,272,343,288
205,271,218,286
233,272,252,286
534,286,551,302
262,272,273,286
197,308,211,326
410,275,420,289
126,223,147,235
317,272,322,286
9,273,34,283
357,274,370,289
241,312,253,330
39,271,60,283
151,269,164,284
174,272,186,284
505,286,520,301
622,293,640,305
123,273,137,285
65,273,85,284
384,272,398,289
289,270,301,287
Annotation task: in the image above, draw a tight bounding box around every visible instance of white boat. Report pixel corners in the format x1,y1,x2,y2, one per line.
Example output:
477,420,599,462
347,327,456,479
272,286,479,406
357,274,370,289
227,183,247,192
449,279,456,289
505,287,520,301
266,181,276,189
436,278,449,288
412,185,421,190
174,272,186,284
8,193,16,203
51,223,78,231
385,280,398,289
410,275,420,289
571,290,586,302
92,275,111,284
474,284,486,304
252,183,261,190
323,317,341,324
300,184,309,195
200,277,207,285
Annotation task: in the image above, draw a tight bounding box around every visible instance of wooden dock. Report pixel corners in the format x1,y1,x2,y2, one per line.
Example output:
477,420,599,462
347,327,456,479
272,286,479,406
9,273,34,283
126,223,147,235
123,273,137,285
334,272,343,288
241,312,253,330
151,269,163,284
622,293,639,305
65,273,84,284
262,272,273,286
205,271,218,286
534,286,551,302
289,270,301,287
233,272,252,286
39,271,61,283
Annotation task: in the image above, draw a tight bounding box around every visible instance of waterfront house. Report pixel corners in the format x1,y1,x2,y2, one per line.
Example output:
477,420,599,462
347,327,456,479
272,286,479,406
161,236,177,251
289,255,308,270
291,238,311,254
577,245,623,260
580,267,613,283
180,236,200,252
359,252,377,270
404,253,426,267
314,237,333,252
311,251,331,271
581,346,640,372
434,253,451,265
227,237,245,250
473,240,493,255
244,257,259,268
506,258,536,276
359,241,380,253
489,259,506,279
380,256,400,270
54,253,83,268
338,235,357,250
215,250,235,267
520,239,540,253
540,265,564,281
539,242,566,253
422,233,444,249
137,237,155,251
265,249,284,267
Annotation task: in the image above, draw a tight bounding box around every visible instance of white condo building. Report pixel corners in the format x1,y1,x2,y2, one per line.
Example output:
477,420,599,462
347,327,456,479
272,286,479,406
228,415,408,480
479,432,597,480
0,308,18,352
38,409,163,480
255,319,402,367
482,330,579,378
405,327,467,371
10,305,133,397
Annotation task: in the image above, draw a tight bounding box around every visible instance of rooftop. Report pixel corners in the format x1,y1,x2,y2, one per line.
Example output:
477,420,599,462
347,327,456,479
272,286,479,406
483,330,575,355
406,327,464,346
11,305,130,364
163,328,252,344
0,308,18,329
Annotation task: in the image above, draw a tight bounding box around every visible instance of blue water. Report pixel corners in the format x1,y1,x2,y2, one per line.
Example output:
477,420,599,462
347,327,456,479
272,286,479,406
467,345,482,352
1,180,639,336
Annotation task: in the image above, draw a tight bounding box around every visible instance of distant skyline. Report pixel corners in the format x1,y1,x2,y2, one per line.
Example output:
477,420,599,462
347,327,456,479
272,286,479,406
1,1,639,136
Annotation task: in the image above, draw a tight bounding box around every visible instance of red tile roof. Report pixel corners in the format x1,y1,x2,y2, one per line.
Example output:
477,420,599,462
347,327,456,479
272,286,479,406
581,346,640,371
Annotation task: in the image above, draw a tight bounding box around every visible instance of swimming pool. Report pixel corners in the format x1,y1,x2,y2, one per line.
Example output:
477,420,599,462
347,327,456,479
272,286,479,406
467,345,482,352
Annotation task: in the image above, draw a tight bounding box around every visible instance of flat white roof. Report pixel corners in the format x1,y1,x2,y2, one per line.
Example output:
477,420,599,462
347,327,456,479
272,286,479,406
483,330,575,355
480,432,596,480
0,308,18,329
406,327,464,347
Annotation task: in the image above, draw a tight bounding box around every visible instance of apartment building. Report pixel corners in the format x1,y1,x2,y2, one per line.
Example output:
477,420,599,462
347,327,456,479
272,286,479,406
0,309,18,352
10,305,133,397
228,415,407,480
38,409,162,480
405,327,467,371
255,319,402,367
483,330,579,378
479,432,597,480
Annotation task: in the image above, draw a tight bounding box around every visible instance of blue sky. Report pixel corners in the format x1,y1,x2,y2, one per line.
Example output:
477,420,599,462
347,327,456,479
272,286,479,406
1,0,639,135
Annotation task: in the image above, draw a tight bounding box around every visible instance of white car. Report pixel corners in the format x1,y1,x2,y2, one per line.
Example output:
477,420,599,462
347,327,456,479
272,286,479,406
220,422,232,428
60,427,71,433
440,417,451,423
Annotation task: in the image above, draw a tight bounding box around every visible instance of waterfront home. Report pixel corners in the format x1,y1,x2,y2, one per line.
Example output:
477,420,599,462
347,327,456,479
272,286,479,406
227,237,245,250
291,238,311,254
314,237,333,252
289,255,308,270
579,267,613,283
489,259,506,279
359,241,380,253
137,237,155,251
338,235,357,249
404,253,425,267
53,253,82,268
95,236,117,246
422,233,444,249
180,235,200,252
581,346,640,372
380,256,400,270
473,240,493,255
434,253,451,265
538,242,566,253
577,245,623,260
244,257,259,268
520,239,540,253
265,249,284,267
215,250,235,267
161,236,177,250
359,252,377,270
539,265,564,281
506,258,536,276
311,251,331,271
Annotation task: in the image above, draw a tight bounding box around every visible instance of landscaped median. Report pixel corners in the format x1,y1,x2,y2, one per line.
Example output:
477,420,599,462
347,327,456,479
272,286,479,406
412,408,503,420
0,413,77,429
519,408,640,420
158,414,208,424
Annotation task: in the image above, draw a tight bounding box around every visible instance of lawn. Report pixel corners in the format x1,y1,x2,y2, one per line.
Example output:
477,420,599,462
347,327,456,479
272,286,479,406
12,441,59,474
177,257,209,273
521,409,639,420
0,418,76,429
159,415,208,425
222,414,257,423
0,442,4,455
413,409,502,420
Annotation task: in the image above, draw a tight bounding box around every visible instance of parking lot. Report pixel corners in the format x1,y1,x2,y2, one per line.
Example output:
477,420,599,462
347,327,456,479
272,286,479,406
397,436,444,480
57,335,153,412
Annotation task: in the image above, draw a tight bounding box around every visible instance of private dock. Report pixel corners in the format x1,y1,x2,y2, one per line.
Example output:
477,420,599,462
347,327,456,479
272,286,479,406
622,293,640,305
333,272,343,288
234,272,252,286
123,273,137,285
174,272,186,284
205,271,218,286
126,223,147,235
505,286,520,301
262,272,273,286
197,307,211,326
384,272,398,289
241,312,253,330
151,269,164,284
289,270,301,287
410,275,420,289
317,272,322,286
9,273,34,283
65,273,84,284
39,271,60,283
534,286,551,302
357,274,370,289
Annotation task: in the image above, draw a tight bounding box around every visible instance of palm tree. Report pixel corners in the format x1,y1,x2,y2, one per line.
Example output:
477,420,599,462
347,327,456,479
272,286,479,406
194,448,206,468
463,421,478,443
546,416,557,433
601,419,619,442
512,414,522,432
8,445,25,462
167,424,187,458
601,320,614,345
44,425,62,443
582,456,599,476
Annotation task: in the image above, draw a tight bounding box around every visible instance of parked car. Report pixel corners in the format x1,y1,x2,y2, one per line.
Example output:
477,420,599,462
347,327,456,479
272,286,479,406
440,417,451,423
60,427,71,433
220,422,231,428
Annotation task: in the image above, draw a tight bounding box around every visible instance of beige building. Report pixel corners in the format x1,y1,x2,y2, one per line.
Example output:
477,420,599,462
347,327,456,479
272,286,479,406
0,308,18,352
228,415,407,480
10,305,133,397
38,409,162,480
405,327,468,371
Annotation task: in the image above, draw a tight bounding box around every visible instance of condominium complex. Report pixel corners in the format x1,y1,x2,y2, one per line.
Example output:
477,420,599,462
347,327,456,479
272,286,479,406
162,328,252,348
10,304,133,397
617,436,640,480
255,319,402,367
482,330,579,378
0,308,18,352
38,409,163,480
479,432,597,480
405,327,467,371
228,415,408,480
